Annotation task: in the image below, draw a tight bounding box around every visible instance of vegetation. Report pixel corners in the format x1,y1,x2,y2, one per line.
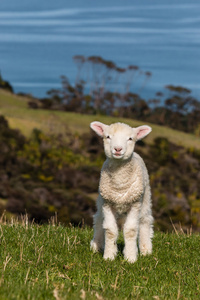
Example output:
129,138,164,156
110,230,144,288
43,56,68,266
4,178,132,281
0,111,199,231
1,88,200,150
0,66,200,232
0,115,100,226
0,217,200,300
1,61,200,299
0,72,13,93
27,55,200,136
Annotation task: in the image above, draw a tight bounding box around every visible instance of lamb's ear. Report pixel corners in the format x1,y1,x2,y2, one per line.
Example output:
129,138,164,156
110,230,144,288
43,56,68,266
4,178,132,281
135,125,152,140
90,121,108,137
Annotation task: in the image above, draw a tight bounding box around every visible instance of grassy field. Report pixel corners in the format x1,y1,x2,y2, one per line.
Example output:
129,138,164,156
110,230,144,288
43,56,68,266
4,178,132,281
1,89,200,299
0,215,200,300
1,89,200,150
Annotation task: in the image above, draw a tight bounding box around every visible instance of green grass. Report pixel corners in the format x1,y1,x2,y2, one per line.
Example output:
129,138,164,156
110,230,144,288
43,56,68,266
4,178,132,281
1,89,200,150
0,216,200,299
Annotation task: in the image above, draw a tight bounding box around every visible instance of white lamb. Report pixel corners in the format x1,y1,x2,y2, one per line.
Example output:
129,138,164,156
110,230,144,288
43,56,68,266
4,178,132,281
90,121,153,263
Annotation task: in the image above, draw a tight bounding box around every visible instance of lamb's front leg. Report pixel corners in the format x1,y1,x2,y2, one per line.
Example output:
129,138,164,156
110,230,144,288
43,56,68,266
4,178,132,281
103,204,118,260
123,203,141,263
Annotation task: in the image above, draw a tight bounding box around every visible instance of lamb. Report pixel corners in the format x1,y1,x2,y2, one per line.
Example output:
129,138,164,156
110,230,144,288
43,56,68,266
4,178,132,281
90,121,153,263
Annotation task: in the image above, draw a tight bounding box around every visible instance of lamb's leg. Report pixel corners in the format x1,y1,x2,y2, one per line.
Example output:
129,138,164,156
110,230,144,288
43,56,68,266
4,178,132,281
139,186,154,255
123,203,141,263
90,195,104,252
103,204,118,260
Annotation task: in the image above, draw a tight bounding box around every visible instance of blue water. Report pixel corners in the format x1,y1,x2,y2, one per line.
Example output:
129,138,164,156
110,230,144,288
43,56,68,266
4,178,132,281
0,0,200,99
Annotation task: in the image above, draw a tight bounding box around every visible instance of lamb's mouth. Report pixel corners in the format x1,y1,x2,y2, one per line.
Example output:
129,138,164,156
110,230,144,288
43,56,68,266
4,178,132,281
113,152,124,159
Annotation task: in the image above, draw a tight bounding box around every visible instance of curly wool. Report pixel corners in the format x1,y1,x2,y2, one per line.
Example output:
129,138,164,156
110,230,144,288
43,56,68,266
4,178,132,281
99,153,146,213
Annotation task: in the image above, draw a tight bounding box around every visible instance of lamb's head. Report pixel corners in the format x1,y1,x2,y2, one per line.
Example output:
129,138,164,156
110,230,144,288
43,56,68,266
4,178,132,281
90,121,152,160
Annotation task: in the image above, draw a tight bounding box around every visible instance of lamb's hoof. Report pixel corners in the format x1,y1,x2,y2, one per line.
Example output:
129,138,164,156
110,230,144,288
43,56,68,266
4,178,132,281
103,247,117,260
124,250,138,263
90,240,99,253
140,244,152,256
124,255,137,263
103,253,116,261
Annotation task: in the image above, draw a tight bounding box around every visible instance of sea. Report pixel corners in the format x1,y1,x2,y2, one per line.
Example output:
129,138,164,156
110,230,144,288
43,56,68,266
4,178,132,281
0,0,200,100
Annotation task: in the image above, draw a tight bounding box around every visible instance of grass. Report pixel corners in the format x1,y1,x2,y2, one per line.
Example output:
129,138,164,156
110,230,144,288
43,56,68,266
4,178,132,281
0,216,200,300
1,89,200,149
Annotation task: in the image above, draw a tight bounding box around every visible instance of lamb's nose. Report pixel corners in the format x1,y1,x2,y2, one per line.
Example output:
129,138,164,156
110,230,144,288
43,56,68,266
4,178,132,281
114,147,122,152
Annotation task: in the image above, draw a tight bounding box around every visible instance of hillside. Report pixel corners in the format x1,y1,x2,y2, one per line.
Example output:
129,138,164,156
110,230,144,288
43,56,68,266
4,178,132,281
1,89,200,149
0,219,200,299
0,89,200,232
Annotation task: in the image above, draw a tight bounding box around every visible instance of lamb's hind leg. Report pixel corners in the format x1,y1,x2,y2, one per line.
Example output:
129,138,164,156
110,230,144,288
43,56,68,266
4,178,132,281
90,195,104,252
139,186,154,255
103,204,118,260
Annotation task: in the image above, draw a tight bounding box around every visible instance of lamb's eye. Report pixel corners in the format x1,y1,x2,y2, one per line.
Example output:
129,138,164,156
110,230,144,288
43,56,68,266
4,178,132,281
106,135,110,139
128,137,133,141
